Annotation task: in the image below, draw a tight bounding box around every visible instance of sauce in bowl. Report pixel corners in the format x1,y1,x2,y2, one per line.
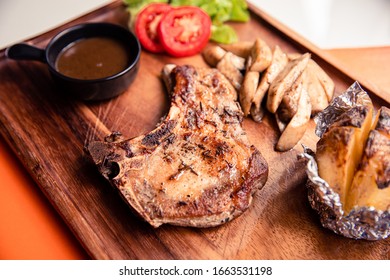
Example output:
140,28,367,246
55,37,130,80
6,22,141,100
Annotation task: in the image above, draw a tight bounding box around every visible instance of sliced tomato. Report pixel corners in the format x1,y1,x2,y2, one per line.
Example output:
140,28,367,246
157,6,211,57
135,3,172,53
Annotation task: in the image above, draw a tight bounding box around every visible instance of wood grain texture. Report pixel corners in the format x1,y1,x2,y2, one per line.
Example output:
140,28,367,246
0,1,389,260
326,47,390,96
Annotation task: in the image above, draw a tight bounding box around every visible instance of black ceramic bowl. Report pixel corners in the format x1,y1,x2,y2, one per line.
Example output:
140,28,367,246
6,22,141,101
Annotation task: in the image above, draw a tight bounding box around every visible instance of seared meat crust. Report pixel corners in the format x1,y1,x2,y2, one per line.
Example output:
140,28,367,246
88,65,268,228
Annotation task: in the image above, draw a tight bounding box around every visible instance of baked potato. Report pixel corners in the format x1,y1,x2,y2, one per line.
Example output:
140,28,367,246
316,105,374,205
345,129,390,212
344,106,390,212
373,106,390,135
316,126,359,204
316,104,390,207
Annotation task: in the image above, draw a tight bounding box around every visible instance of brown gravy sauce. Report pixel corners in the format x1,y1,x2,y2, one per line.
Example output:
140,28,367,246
55,37,129,80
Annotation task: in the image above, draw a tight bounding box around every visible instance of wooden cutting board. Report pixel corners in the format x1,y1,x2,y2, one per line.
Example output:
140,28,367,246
0,1,389,259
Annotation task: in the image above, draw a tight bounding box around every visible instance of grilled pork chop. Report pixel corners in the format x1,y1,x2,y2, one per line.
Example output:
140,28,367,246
87,65,268,228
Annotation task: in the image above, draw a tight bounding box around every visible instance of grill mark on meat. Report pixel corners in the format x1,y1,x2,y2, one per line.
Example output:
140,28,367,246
169,162,199,181
215,142,230,156
119,142,134,158
202,150,213,160
163,133,176,150
221,105,243,124
204,119,218,127
186,109,196,129
197,144,205,150
163,153,174,163
183,132,192,141
185,108,206,129
87,65,268,228
141,119,177,148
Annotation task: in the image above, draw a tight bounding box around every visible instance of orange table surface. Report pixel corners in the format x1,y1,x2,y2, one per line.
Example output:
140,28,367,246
0,136,89,260
0,47,389,260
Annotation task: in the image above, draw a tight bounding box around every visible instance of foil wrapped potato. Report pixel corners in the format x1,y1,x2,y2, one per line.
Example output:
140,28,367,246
316,105,374,206
345,107,390,213
301,82,390,240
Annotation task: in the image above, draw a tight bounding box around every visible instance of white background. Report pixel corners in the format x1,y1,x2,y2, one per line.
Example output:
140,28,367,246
1,0,390,49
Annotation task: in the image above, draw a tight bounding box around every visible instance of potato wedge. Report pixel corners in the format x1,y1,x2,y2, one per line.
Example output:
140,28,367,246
267,53,311,113
302,64,329,115
202,45,226,67
288,54,335,103
345,129,390,213
308,59,335,102
217,52,245,91
239,71,260,116
250,45,288,122
220,41,253,58
276,87,311,151
246,38,272,72
276,73,304,123
275,113,287,133
287,53,300,60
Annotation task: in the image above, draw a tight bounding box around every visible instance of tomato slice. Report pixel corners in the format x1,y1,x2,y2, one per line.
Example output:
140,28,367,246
157,6,211,57
135,3,172,53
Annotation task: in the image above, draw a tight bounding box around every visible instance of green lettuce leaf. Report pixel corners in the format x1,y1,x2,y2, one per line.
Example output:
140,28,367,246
170,0,203,5
200,1,232,24
211,24,238,44
230,0,250,22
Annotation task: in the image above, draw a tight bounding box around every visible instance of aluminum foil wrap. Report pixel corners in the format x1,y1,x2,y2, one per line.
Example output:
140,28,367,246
314,81,373,138
300,82,390,240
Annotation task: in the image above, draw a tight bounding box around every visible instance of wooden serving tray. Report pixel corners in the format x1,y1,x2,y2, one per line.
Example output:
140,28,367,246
0,1,389,259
